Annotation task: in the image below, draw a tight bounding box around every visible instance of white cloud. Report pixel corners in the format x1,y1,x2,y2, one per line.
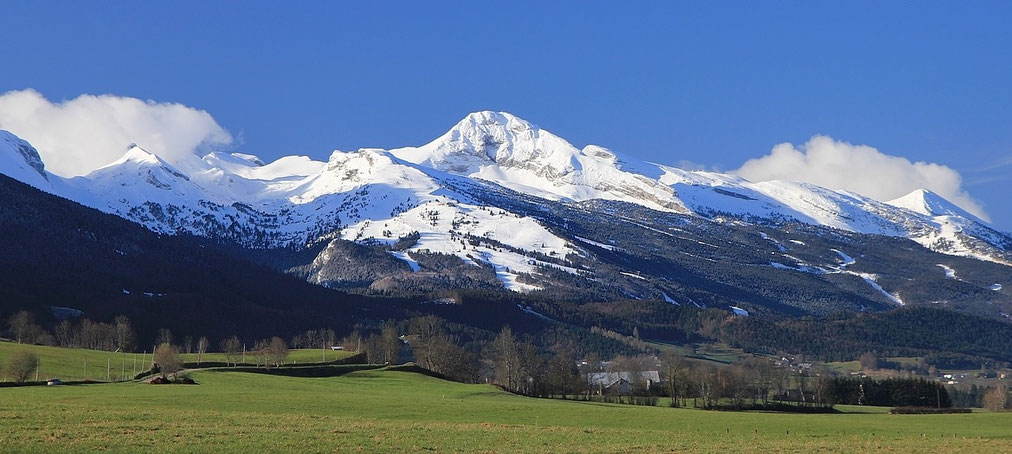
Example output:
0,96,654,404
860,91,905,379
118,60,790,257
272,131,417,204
0,89,232,177
734,135,989,221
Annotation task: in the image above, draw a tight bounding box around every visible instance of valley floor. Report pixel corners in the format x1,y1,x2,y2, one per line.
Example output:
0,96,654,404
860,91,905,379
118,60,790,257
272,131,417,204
1,367,1010,453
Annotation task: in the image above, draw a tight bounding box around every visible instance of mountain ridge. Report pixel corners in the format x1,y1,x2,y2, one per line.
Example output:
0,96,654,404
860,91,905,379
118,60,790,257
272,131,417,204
1,113,1010,319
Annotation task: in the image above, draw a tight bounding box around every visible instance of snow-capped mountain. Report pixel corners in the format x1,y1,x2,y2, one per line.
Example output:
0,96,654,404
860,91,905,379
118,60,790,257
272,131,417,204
1,112,1010,316
389,111,684,212
0,130,51,191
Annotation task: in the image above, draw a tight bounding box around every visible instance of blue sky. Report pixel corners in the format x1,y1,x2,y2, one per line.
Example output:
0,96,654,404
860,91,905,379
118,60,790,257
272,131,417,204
1,1,1010,229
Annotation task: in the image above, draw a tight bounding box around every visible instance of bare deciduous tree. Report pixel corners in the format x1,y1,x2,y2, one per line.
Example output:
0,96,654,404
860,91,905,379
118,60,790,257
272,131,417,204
408,316,444,365
339,331,361,352
362,334,382,364
322,329,336,350
3,350,39,382
722,365,749,409
54,320,74,347
983,385,1009,412
517,342,544,396
661,350,689,406
546,349,580,397
220,336,241,366
196,337,209,365
153,343,181,379
486,326,522,393
381,324,401,365
155,328,173,347
113,315,135,352
7,311,42,344
692,364,719,409
266,337,289,368
252,339,269,368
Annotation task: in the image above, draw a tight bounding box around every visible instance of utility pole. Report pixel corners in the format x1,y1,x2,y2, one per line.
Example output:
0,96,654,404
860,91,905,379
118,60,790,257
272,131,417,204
242,343,246,364
35,357,39,382
84,355,87,380
107,358,110,381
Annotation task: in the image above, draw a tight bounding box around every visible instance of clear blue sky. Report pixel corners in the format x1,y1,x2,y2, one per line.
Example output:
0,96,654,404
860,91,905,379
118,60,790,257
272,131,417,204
2,1,1010,229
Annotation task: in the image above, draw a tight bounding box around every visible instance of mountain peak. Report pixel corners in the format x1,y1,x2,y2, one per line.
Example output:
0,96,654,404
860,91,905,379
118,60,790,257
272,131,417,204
392,110,577,177
456,110,535,131
86,144,191,185
887,188,979,221
120,144,166,165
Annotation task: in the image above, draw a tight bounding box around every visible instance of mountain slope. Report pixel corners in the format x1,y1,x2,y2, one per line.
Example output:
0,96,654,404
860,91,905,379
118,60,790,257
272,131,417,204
4,112,1007,264
0,130,52,191
0,173,388,345
1,113,1010,319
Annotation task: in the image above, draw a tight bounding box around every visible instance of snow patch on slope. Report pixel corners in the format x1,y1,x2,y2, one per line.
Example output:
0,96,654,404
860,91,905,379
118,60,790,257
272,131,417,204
770,262,827,274
621,272,647,280
338,189,573,293
937,264,958,280
849,272,904,306
832,249,856,269
389,251,420,272
759,232,787,252
574,236,618,251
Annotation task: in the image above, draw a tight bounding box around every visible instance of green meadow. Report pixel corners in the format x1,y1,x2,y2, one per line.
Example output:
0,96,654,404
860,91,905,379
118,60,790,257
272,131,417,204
1,343,1010,452
0,342,353,382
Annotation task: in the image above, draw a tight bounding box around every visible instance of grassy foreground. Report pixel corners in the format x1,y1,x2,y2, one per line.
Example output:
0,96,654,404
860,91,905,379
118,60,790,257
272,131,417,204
1,367,1010,453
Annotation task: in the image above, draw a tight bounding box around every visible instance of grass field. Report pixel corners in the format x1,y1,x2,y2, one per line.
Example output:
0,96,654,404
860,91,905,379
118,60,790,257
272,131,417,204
2,341,1010,452
1,365,1010,452
644,340,749,364
0,341,355,382
825,356,924,374
179,348,354,365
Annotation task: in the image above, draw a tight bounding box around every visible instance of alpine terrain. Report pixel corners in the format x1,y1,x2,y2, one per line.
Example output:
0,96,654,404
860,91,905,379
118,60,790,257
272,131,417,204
1,112,1010,322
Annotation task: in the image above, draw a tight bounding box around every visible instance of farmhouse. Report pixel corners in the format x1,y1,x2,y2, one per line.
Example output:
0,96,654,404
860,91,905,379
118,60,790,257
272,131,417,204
587,371,660,394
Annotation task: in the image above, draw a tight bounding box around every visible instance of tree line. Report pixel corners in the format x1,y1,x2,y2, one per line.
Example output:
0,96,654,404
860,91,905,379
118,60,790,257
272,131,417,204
4,309,1005,411
6,311,136,352
949,384,1010,411
349,315,981,411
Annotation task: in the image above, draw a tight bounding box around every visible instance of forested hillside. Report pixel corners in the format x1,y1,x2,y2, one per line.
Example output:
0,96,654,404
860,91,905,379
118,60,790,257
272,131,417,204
2,174,1010,368
0,175,389,344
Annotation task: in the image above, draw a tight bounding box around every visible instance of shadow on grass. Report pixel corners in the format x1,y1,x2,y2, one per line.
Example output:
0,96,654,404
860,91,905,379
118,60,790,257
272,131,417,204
134,353,368,380
0,380,103,388
206,363,383,378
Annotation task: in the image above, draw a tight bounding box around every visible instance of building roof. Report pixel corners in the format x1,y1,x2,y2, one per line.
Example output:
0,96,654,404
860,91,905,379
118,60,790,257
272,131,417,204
588,371,660,387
